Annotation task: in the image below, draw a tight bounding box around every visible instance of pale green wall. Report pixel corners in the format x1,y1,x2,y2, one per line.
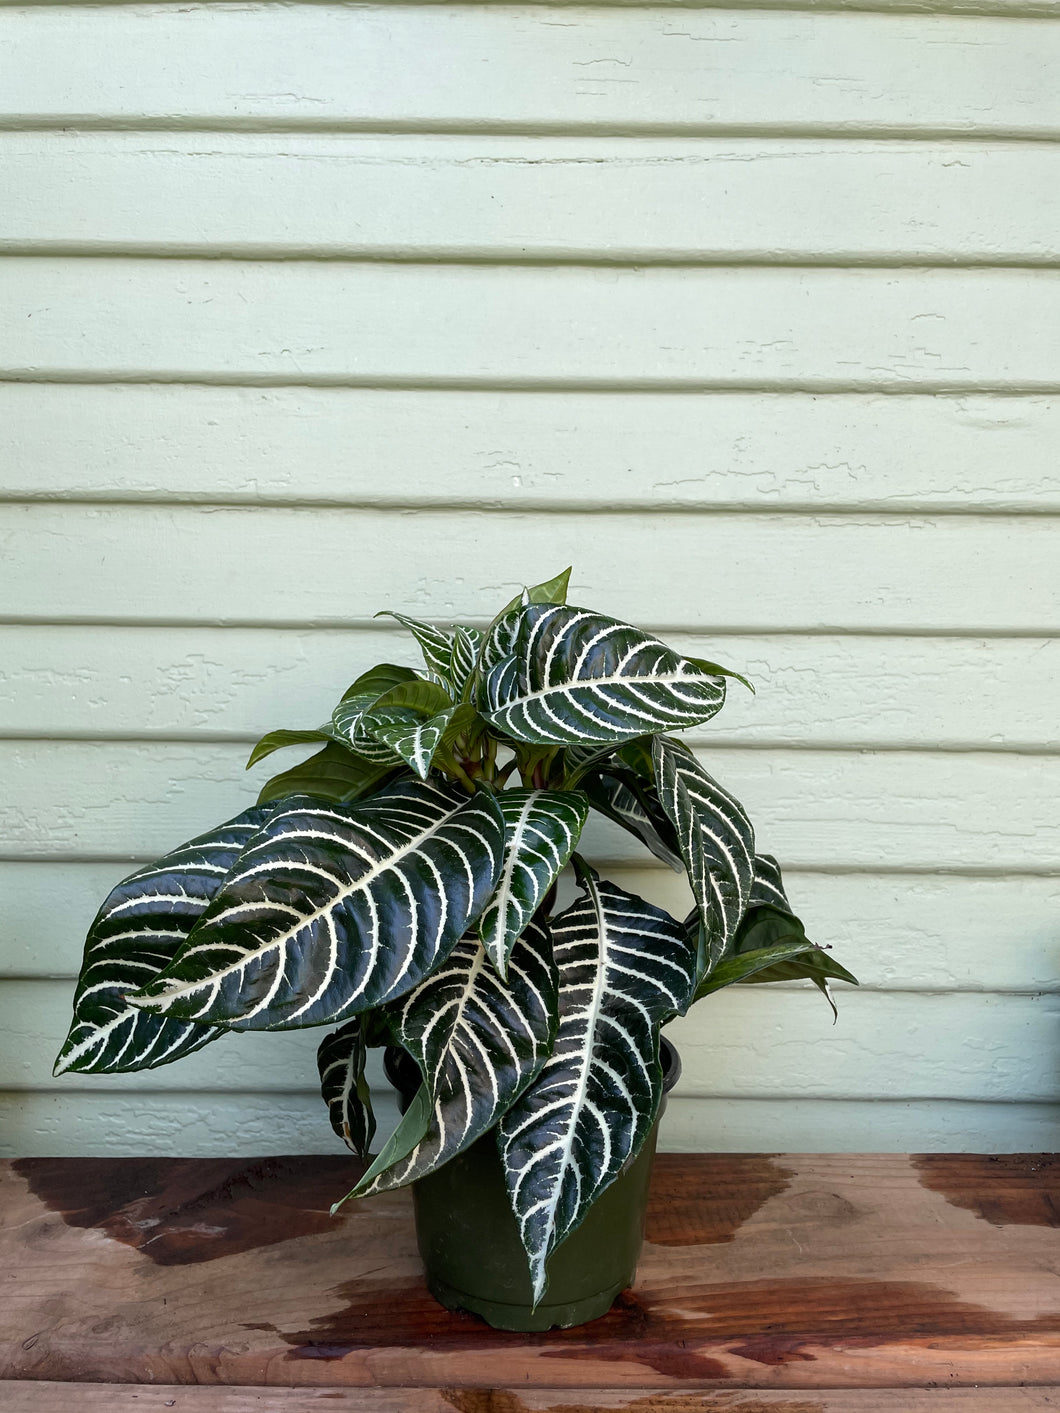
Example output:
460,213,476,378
2,1,1059,1157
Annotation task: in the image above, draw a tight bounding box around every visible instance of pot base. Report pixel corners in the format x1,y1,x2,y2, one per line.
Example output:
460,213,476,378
427,1274,626,1332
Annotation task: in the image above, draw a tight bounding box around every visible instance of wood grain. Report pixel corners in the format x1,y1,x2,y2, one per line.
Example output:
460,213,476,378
6,261,1060,387
5,7,1060,136
5,135,1060,262
4,1381,1060,1410
4,1153,1060,1389
5,385,1058,512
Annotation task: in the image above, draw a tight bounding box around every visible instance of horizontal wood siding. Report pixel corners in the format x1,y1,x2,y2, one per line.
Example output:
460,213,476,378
1,0,1056,1158
5,7,1060,136
3,385,1059,512
5,135,1060,263
4,505,1059,631
6,261,1060,387
4,741,1058,869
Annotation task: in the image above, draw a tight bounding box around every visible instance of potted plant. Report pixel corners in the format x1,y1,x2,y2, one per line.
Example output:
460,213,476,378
55,569,856,1331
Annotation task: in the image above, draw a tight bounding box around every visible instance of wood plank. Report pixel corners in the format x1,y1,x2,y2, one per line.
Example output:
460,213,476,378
5,384,1060,513
6,261,1060,387
6,134,1060,262
8,861,1060,993
4,1089,1056,1159
10,979,1060,1101
4,1154,1060,1387
3,739,1057,868
5,7,1060,136
4,505,1059,633
3,625,1057,749
4,1382,1060,1411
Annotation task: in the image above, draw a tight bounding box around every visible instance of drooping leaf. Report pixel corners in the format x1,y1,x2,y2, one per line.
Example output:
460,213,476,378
578,767,683,871
747,852,792,912
498,858,695,1306
354,921,558,1197
332,1081,434,1214
479,789,588,977
53,805,274,1076
317,1018,376,1158
652,736,755,980
686,656,755,695
482,604,727,746
693,937,820,998
731,903,859,1018
129,780,506,1032
256,741,404,806
247,727,337,770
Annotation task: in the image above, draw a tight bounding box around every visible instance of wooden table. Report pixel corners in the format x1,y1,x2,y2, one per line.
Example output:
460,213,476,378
2,1153,1060,1410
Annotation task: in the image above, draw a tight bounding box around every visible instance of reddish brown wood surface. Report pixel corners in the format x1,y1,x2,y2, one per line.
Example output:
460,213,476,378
3,1154,1060,1391
4,1384,1060,1411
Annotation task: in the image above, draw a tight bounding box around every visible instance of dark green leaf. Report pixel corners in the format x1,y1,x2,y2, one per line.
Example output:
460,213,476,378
129,780,506,1032
54,805,274,1076
482,605,727,746
686,656,755,695
727,903,859,1019
256,741,403,805
653,737,755,979
479,789,588,976
450,626,484,698
363,704,460,780
317,1018,376,1158
246,727,335,770
354,921,558,1197
498,859,695,1305
693,938,820,999
333,1082,434,1213
578,767,683,871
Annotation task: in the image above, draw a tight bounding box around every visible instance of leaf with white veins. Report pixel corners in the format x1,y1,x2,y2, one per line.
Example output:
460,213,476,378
54,805,274,1075
652,736,755,981
479,789,588,977
317,1018,376,1157
482,604,727,746
498,858,695,1305
128,780,505,1032
354,920,558,1197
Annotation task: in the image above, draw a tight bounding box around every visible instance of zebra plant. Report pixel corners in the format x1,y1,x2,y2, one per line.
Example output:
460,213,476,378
56,570,856,1307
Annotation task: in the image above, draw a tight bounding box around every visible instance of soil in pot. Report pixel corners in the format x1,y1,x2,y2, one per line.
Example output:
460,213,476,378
384,1036,682,1332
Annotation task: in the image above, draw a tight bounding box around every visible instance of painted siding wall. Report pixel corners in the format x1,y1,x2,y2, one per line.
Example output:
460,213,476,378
1,1,1058,1158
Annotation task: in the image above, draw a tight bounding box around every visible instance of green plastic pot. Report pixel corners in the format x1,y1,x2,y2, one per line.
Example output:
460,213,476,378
384,1036,681,1332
